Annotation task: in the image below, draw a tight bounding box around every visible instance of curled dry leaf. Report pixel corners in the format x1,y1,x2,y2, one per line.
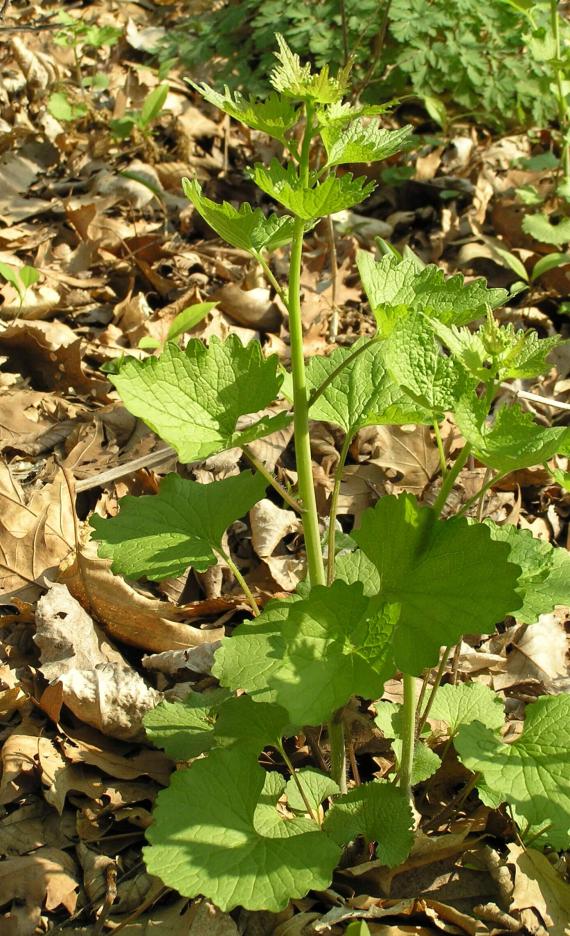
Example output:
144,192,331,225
0,463,75,602
213,282,282,332
0,846,79,915
58,542,226,653
61,724,172,785
0,319,106,395
35,583,161,740
250,498,301,558
142,642,222,677
0,801,76,856
493,613,569,693
508,844,570,936
363,424,440,495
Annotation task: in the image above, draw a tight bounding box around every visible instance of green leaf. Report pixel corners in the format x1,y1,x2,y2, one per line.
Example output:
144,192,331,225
214,581,397,727
18,266,40,290
108,335,287,462
531,252,570,281
357,252,507,328
270,34,350,104
321,122,413,168
428,683,505,738
323,782,414,867
384,315,471,413
109,116,137,140
182,178,295,253
285,768,339,813
213,695,290,753
0,262,22,290
166,302,216,341
90,471,266,580
455,398,570,473
140,83,169,127
352,494,522,673
143,689,229,760
145,746,341,911
522,213,570,247
335,548,380,596
373,703,440,783
188,83,298,143
306,339,431,435
250,160,375,220
47,91,88,122
433,319,561,382
456,695,570,849
485,522,570,623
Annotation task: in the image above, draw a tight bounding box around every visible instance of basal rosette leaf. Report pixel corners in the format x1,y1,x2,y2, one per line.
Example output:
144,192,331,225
321,121,413,168
357,251,507,328
90,471,266,580
324,782,414,867
213,580,397,727
212,694,291,752
305,339,431,434
285,768,340,814
145,745,341,912
108,335,286,462
384,315,472,414
455,694,570,849
522,212,570,247
428,683,505,738
182,178,295,253
485,522,570,623
352,494,522,673
455,397,570,473
374,702,441,784
250,160,375,220
188,83,298,143
270,34,350,103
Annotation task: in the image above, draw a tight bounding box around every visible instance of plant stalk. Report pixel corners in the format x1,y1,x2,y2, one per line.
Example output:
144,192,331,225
242,445,304,514
550,0,570,186
431,443,472,519
416,645,452,737
399,674,416,800
217,548,259,617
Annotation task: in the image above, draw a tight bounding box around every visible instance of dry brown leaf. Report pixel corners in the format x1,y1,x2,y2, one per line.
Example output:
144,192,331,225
250,498,301,558
0,661,27,716
61,724,172,785
0,463,75,602
142,642,222,677
212,282,281,332
509,845,570,936
494,614,569,692
356,424,440,494
58,542,226,653
0,801,76,856
35,583,161,739
0,319,106,395
0,846,79,915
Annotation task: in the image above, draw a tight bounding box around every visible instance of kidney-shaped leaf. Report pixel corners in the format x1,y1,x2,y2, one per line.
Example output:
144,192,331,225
144,745,341,912
428,682,505,739
109,336,286,462
324,781,414,867
214,580,397,727
91,471,267,580
455,695,570,849
353,494,522,673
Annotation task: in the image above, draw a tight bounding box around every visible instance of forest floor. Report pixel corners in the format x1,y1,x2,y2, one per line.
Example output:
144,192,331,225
0,1,569,934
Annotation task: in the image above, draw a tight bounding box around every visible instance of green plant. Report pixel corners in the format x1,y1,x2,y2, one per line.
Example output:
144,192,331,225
91,39,570,912
157,0,556,129
0,262,40,310
109,83,170,141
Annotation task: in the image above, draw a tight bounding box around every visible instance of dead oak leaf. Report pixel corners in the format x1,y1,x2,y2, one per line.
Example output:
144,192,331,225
0,463,75,602
509,844,570,936
0,846,79,915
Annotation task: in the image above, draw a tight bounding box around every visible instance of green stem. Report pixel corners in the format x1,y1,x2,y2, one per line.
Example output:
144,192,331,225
416,645,452,738
216,547,259,617
278,741,319,823
326,433,351,585
242,445,303,514
455,469,508,519
399,674,416,800
257,253,290,310
288,103,325,588
328,713,347,794
433,419,447,478
431,443,472,519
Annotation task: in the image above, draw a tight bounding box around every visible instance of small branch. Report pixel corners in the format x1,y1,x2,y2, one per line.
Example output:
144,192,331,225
431,444,472,519
257,253,290,311
242,445,304,514
416,645,452,738
433,419,447,478
216,547,259,617
500,382,570,413
399,674,416,800
278,741,319,824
